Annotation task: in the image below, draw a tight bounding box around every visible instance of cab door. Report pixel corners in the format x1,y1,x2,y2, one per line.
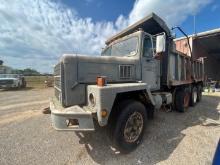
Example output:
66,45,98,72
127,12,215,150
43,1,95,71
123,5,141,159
141,35,160,90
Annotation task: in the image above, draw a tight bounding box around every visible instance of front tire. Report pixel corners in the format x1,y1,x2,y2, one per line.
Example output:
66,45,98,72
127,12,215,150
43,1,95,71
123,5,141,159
113,100,147,153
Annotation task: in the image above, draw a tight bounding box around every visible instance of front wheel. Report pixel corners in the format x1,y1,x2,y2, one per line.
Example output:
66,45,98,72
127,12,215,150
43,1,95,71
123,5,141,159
113,100,147,153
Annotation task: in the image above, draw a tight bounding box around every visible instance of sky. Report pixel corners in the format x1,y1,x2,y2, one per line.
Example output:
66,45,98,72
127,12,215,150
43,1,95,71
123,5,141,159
0,0,219,73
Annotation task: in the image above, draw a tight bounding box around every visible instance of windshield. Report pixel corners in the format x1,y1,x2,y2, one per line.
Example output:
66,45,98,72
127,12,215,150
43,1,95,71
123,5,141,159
102,37,138,57
0,74,19,78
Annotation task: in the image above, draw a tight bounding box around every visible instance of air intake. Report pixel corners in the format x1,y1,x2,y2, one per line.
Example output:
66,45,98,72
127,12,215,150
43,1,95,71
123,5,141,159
119,65,133,79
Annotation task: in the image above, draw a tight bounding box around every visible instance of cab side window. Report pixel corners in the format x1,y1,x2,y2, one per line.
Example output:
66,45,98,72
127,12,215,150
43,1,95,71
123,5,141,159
143,36,153,57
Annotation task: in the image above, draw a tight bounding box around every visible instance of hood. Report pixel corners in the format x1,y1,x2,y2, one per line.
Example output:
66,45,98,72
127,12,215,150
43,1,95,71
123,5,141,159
59,54,141,107
62,54,141,83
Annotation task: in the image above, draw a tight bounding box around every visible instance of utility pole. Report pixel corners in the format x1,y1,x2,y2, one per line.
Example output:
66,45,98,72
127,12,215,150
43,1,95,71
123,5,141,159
193,15,197,36
192,14,197,60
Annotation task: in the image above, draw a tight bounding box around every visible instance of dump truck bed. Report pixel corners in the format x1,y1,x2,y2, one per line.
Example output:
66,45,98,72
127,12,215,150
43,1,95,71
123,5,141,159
168,51,204,86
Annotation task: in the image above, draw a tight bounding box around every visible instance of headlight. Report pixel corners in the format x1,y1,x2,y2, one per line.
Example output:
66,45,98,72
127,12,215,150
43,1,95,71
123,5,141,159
89,93,95,106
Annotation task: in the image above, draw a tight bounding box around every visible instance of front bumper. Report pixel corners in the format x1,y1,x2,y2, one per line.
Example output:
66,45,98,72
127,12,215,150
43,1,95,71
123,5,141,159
50,98,94,131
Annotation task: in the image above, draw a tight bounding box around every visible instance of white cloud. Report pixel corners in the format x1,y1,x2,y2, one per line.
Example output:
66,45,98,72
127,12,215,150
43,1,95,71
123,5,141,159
128,0,212,26
0,0,119,72
0,0,212,72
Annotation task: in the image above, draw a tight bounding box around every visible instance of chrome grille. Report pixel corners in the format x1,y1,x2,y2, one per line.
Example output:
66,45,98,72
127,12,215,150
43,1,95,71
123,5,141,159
0,80,13,85
54,76,61,89
54,62,61,101
119,65,132,79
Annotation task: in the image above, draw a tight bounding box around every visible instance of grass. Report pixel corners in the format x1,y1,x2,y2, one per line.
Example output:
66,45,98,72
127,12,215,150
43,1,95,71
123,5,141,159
25,76,53,88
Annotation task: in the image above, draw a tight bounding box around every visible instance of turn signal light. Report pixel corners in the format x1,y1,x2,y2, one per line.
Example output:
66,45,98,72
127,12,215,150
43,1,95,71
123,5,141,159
96,76,107,87
101,109,108,118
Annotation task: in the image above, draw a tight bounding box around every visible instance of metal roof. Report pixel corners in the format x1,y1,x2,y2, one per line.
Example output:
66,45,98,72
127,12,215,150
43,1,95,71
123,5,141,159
105,13,171,45
174,28,220,41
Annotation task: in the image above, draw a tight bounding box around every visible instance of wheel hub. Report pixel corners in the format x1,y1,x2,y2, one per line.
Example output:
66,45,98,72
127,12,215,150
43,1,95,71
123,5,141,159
184,93,190,108
193,90,197,103
124,112,143,143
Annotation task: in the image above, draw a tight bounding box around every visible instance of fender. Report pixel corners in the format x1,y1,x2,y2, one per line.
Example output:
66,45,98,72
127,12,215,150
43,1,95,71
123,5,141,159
87,82,155,126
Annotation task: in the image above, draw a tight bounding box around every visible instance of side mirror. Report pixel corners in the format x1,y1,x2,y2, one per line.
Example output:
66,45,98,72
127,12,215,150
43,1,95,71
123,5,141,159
156,33,166,53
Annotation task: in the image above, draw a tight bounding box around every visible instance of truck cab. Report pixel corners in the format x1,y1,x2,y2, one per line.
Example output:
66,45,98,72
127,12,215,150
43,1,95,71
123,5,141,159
101,31,162,91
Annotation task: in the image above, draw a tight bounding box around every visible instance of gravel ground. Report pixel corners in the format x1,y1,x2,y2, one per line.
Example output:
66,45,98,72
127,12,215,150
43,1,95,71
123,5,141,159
0,88,219,165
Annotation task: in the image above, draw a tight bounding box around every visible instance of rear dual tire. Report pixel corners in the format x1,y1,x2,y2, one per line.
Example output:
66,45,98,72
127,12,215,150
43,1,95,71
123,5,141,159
175,85,202,112
190,86,198,106
175,88,190,112
197,85,202,102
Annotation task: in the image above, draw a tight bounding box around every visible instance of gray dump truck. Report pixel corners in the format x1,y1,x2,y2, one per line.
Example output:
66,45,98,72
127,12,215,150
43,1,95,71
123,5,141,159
50,13,204,153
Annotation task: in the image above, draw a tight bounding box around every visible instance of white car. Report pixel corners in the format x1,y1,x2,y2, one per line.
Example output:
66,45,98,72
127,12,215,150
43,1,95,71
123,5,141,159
0,74,26,89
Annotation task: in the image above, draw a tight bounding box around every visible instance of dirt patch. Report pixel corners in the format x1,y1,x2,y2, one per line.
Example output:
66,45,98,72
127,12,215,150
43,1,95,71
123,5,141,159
0,100,49,111
0,110,41,126
0,88,219,165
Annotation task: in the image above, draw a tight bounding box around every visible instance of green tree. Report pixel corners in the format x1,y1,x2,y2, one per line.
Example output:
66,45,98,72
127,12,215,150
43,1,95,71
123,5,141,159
12,68,41,76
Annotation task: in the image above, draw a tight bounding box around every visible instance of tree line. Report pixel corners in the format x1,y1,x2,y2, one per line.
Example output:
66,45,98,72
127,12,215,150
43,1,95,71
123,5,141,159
12,68,52,76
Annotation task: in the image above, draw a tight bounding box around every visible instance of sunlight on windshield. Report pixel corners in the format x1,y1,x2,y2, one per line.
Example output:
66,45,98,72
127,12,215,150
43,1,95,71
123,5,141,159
102,37,138,57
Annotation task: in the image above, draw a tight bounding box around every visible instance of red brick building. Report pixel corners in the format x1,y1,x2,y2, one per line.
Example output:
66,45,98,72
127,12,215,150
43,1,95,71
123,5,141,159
175,28,220,81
